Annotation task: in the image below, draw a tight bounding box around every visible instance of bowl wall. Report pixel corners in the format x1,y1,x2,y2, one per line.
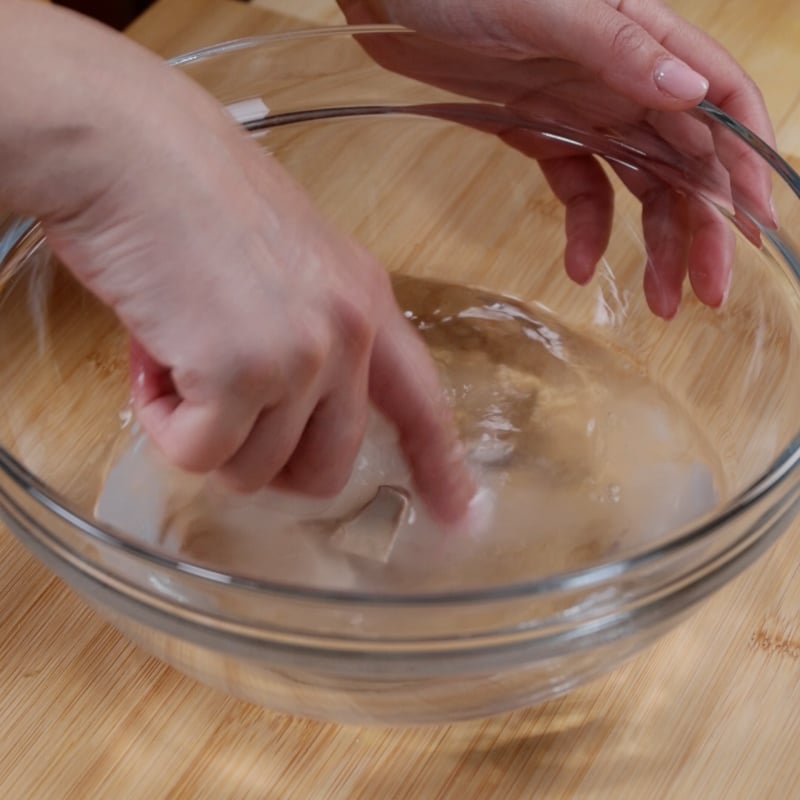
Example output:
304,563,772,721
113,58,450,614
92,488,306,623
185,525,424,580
1,28,800,722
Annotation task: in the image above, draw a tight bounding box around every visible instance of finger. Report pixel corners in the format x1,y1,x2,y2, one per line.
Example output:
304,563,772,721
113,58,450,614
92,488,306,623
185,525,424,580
369,314,476,526
537,154,614,285
641,186,690,320
609,0,776,225
611,163,689,318
130,338,260,473
273,369,371,498
632,112,736,305
622,111,736,306
648,108,733,210
686,196,735,307
497,0,709,106
129,336,173,408
613,0,777,141
138,398,260,474
493,129,614,284
216,398,315,493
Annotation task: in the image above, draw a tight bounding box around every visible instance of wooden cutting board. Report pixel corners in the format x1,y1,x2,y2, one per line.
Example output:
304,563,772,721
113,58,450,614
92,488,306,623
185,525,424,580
1,1,799,797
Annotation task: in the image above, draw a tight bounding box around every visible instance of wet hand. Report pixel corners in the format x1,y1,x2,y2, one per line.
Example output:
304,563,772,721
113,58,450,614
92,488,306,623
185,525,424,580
4,3,474,524
340,0,777,318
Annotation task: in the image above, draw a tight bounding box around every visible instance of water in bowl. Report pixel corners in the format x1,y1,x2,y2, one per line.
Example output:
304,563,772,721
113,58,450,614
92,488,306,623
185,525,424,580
96,276,723,593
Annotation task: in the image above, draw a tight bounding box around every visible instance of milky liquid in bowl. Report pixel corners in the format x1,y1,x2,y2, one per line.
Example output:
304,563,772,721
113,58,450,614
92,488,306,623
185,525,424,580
96,275,723,593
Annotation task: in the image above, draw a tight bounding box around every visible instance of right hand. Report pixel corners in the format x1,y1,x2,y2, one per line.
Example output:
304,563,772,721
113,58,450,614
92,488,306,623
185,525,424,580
1,2,474,524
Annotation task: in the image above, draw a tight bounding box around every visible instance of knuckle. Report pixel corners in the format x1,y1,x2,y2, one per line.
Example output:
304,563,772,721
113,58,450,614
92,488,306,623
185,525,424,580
177,345,278,405
608,20,650,62
459,0,520,55
226,349,279,400
294,324,330,383
333,295,374,356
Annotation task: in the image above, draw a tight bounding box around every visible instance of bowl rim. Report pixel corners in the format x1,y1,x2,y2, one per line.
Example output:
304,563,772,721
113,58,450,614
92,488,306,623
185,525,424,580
2,25,800,606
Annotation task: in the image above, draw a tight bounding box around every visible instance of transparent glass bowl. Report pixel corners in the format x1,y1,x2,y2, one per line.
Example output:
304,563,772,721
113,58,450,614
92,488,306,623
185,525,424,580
1,27,799,724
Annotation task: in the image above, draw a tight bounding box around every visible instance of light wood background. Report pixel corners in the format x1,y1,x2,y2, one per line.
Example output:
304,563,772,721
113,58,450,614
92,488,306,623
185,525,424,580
1,1,799,798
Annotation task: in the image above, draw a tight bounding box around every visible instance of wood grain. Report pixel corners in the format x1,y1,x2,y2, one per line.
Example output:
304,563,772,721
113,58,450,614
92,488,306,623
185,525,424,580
0,1,799,798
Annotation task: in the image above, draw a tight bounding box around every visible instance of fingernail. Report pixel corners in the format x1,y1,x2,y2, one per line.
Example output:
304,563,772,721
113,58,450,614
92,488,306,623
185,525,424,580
768,195,779,228
654,59,709,102
721,272,732,306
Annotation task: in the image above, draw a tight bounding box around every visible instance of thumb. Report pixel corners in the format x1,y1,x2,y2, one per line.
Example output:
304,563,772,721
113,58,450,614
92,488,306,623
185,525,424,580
502,0,708,108
370,0,709,109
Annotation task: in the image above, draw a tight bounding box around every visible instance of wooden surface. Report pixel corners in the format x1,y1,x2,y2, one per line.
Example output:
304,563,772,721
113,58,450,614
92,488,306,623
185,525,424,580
1,1,800,798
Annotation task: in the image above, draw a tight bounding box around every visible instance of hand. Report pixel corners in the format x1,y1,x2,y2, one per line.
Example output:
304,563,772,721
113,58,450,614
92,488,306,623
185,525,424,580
0,2,474,524
339,0,777,319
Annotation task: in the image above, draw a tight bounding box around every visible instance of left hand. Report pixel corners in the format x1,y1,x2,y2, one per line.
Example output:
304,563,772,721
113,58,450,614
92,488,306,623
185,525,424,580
339,0,777,319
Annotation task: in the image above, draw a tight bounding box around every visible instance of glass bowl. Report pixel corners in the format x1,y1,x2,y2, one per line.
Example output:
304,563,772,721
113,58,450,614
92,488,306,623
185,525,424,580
1,27,799,724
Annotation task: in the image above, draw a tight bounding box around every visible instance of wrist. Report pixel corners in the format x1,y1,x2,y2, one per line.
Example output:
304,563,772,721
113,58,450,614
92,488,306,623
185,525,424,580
0,1,179,223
